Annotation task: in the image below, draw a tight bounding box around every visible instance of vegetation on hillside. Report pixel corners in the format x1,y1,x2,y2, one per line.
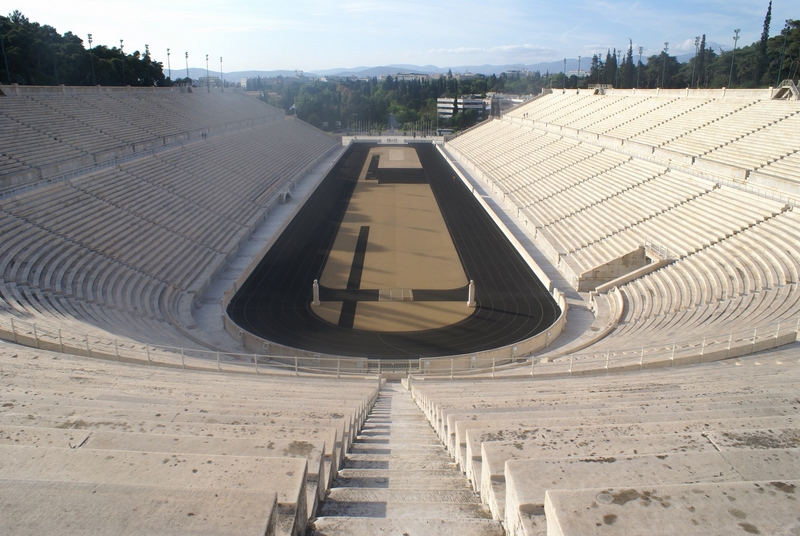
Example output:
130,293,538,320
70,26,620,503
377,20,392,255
0,10,167,86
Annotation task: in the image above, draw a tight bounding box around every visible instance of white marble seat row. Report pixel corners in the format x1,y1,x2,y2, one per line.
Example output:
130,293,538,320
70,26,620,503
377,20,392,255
409,347,800,535
1,348,380,536
0,91,285,181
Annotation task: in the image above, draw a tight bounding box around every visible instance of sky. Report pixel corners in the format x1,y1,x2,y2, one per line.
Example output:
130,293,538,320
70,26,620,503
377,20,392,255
12,0,795,74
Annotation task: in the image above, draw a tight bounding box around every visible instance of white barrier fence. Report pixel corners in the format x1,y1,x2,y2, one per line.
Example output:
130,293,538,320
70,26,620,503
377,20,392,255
0,315,796,379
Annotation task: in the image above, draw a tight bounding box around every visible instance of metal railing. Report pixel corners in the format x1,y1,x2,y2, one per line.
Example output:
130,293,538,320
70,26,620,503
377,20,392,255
0,315,796,379
410,317,799,380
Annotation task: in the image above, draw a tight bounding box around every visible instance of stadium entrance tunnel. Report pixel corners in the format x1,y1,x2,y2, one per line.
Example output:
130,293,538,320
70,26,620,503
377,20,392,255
225,142,561,359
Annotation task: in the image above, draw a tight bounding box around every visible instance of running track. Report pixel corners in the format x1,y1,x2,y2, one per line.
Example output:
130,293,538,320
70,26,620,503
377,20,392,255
227,143,560,358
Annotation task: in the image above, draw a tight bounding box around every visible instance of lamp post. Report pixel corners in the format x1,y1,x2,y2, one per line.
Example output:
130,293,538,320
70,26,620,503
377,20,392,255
777,20,790,86
120,39,126,86
563,57,567,89
728,29,740,88
577,55,581,86
205,54,210,93
637,46,643,88
220,56,223,92
167,48,171,81
615,50,621,88
145,44,150,86
691,36,700,88
184,51,189,82
661,42,669,88
87,33,96,86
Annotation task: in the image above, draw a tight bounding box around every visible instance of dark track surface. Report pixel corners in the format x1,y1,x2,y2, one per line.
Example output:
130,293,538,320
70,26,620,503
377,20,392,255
227,143,560,358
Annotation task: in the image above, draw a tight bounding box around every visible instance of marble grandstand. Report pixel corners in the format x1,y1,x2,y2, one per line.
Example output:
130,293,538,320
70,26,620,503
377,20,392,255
0,83,799,536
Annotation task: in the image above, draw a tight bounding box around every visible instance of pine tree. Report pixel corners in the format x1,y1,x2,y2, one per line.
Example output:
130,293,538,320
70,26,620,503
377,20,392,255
755,1,772,84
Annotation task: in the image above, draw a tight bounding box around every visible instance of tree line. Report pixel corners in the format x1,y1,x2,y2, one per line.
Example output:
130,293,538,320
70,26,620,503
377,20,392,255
0,10,170,86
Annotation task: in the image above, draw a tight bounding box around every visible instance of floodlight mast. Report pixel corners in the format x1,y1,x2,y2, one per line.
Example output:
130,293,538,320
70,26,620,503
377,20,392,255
691,36,699,88
661,42,668,88
728,29,740,88
120,40,126,86
637,46,643,88
185,52,189,81
88,34,96,86
205,54,210,93
220,57,223,93
167,48,171,81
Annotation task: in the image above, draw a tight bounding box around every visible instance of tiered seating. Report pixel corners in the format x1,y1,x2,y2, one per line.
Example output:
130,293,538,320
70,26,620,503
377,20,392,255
601,209,800,347
663,100,795,157
602,97,711,139
0,90,285,182
0,347,379,536
540,170,710,255
756,148,800,179
700,110,800,170
564,186,786,278
0,92,338,349
630,98,755,147
410,346,800,535
504,92,593,120
523,158,666,227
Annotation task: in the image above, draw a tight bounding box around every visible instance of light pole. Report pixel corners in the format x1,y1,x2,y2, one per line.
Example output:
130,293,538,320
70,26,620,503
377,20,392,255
205,54,210,93
184,52,189,82
691,36,700,88
637,46,643,88
167,48,171,81
728,29,740,88
661,42,669,88
777,20,790,86
577,55,581,87
563,57,567,89
120,39,126,86
615,50,621,87
87,33,96,86
145,44,150,86
220,57,223,92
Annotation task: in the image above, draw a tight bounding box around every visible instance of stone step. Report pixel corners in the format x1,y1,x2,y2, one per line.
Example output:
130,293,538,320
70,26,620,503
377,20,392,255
0,479,278,536
317,499,493,519
310,516,504,536
544,480,800,536
504,448,800,536
324,487,481,503
341,458,456,470
0,444,308,536
334,472,473,490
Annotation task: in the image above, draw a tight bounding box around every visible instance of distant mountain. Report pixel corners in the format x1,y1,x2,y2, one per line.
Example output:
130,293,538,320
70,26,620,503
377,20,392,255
190,48,724,83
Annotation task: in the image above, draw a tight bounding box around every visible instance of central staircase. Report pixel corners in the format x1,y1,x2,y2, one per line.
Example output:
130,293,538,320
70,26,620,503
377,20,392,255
309,382,503,535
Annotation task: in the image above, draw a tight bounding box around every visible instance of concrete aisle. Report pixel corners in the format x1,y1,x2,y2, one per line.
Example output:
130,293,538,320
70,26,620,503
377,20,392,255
309,382,503,536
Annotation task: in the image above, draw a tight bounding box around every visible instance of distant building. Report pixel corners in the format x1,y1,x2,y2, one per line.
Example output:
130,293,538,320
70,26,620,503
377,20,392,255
240,78,248,89
437,96,488,118
197,76,221,88
487,93,527,116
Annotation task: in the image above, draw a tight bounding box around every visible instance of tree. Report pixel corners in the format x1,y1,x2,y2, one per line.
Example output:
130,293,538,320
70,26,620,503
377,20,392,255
619,40,636,88
697,34,707,88
755,1,772,84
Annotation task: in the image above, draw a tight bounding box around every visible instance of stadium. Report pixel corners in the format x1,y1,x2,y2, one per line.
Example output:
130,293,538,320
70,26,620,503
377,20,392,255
1,77,800,535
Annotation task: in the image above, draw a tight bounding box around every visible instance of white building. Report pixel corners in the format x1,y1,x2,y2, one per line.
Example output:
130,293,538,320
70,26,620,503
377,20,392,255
436,96,488,118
